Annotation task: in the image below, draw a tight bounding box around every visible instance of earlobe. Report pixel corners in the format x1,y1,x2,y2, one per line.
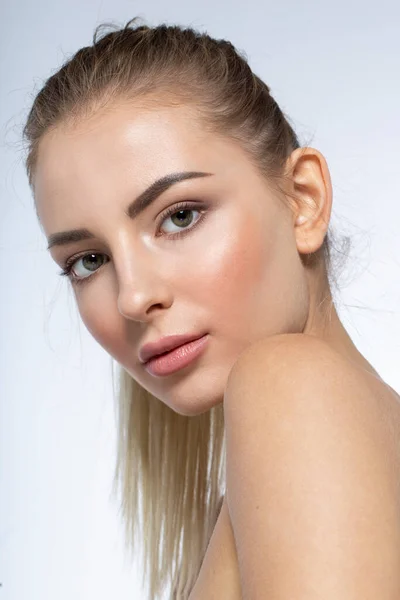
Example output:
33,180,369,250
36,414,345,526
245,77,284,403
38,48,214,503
294,204,328,256
294,219,327,256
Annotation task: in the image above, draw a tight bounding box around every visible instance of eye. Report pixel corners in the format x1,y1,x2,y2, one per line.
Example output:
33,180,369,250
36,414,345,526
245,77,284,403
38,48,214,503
157,201,205,236
59,253,109,286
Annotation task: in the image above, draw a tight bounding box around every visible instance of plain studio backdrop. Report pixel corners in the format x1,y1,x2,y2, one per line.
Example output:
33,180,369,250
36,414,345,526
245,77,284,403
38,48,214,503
1,1,399,599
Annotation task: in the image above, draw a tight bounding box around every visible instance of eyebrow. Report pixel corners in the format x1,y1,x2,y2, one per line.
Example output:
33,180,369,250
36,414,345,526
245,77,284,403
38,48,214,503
46,170,213,250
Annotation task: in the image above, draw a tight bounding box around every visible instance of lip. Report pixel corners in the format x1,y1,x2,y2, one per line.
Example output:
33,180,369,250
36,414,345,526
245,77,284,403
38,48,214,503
144,334,209,377
139,332,208,364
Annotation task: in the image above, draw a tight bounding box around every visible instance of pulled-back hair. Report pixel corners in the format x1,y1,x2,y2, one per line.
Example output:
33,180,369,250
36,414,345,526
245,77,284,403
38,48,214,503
22,16,344,599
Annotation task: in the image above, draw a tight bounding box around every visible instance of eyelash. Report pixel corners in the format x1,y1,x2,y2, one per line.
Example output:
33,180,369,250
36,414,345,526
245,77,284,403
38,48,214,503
58,201,207,287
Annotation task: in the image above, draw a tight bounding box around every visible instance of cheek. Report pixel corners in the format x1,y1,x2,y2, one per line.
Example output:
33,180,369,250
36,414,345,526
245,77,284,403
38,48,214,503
76,287,128,360
192,212,275,316
192,209,304,341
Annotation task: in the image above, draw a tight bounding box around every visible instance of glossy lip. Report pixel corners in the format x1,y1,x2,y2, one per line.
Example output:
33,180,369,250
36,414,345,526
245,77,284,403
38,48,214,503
144,334,209,377
139,332,207,364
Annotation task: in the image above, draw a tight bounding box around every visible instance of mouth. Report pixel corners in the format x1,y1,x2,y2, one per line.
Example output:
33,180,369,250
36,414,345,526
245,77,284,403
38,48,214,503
143,334,210,377
139,332,207,364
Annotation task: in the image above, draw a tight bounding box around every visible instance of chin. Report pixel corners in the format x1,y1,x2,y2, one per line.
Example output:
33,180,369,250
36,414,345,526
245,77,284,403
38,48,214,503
169,396,223,417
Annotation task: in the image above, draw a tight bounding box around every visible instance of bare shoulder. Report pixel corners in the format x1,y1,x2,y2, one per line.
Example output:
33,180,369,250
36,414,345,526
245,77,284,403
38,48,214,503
223,333,400,598
225,332,349,393
224,332,364,422
226,331,369,385
224,332,400,467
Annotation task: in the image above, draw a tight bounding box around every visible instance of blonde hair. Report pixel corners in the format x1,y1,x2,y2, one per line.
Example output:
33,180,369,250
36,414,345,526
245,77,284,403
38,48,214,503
22,16,343,598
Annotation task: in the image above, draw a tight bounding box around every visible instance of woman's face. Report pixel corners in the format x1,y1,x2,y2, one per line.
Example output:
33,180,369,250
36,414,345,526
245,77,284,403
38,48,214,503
34,100,309,415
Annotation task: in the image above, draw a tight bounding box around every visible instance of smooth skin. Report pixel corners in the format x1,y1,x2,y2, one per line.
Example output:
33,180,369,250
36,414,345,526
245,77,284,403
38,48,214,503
33,98,400,597
222,334,400,598
190,335,400,599
189,495,242,599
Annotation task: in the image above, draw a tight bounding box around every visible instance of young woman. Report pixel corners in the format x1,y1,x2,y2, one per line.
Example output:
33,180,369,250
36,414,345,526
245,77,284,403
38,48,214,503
23,16,400,599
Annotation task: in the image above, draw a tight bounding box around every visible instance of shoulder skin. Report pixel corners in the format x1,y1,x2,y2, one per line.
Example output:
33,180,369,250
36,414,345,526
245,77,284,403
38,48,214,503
223,333,400,599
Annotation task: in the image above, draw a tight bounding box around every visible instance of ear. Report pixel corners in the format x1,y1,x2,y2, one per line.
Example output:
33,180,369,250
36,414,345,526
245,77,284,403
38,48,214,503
284,147,333,255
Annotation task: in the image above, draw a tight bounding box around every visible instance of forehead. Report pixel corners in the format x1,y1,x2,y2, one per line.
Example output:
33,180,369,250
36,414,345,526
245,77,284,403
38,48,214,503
33,100,251,231
34,101,206,195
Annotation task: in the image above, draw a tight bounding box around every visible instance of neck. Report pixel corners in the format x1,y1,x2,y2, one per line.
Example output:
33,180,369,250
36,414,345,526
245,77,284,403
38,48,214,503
302,270,381,380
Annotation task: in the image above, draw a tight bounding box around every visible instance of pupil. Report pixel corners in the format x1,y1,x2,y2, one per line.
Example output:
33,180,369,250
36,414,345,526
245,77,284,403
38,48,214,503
83,254,101,271
173,209,192,227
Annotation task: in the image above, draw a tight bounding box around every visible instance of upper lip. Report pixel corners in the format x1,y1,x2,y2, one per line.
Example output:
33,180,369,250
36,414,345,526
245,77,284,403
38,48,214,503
139,332,207,364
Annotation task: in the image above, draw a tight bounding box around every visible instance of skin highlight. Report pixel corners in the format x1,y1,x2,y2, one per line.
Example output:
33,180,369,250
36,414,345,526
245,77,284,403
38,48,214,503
33,99,381,418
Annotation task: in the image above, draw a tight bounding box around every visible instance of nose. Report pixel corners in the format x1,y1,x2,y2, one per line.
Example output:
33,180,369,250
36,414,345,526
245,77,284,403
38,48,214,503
117,279,172,322
112,240,173,321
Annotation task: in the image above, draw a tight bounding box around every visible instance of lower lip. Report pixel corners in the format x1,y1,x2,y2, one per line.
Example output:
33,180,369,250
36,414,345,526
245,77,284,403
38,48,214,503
144,334,209,376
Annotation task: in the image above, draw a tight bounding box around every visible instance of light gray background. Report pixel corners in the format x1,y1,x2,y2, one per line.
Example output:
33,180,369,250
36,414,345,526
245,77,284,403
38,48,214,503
1,1,399,599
